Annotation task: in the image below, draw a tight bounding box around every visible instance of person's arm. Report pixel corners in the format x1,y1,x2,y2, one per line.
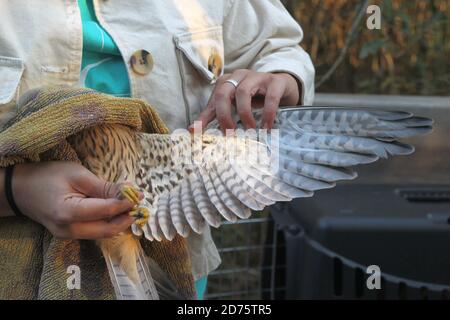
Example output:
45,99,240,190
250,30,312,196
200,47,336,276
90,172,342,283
0,162,138,239
194,0,315,131
223,0,315,105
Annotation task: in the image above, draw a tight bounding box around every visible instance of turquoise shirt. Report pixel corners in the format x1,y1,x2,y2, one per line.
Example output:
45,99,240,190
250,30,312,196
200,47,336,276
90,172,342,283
78,0,207,299
78,0,130,97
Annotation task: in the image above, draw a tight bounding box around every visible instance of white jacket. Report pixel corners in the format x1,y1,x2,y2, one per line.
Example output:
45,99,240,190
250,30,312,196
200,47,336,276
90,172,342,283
0,0,315,280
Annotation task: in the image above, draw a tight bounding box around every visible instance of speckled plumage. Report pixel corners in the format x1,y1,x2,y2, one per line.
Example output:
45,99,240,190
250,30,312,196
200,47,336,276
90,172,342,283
69,107,433,245
69,124,140,183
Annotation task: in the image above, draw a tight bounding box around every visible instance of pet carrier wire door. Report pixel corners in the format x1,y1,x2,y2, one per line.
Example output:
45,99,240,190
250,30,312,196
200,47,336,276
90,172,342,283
205,213,285,300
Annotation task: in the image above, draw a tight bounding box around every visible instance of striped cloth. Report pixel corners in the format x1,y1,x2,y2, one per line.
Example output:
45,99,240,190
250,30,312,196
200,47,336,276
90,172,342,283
0,86,196,299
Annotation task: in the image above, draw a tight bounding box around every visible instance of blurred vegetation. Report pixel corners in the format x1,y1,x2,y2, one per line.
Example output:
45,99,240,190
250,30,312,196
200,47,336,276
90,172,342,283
283,0,450,95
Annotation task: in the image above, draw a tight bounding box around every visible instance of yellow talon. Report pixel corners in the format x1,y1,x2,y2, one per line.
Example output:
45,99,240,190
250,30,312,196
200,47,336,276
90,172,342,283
120,184,141,206
129,207,150,227
120,185,149,226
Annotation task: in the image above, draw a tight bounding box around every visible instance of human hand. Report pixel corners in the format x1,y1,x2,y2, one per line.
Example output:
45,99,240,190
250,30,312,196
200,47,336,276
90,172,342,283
193,70,300,131
11,162,139,239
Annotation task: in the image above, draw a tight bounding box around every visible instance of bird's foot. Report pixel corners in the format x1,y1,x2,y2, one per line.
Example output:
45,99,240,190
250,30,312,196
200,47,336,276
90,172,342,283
119,184,149,227
129,207,150,227
120,184,141,206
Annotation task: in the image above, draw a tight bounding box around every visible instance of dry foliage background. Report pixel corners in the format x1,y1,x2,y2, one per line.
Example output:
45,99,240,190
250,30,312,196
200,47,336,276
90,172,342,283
282,0,449,95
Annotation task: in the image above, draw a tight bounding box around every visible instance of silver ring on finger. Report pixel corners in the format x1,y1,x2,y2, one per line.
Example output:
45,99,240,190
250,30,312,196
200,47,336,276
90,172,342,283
224,79,240,88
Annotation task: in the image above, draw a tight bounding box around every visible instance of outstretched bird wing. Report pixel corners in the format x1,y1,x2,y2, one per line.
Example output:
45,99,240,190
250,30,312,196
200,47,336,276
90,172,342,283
133,107,433,241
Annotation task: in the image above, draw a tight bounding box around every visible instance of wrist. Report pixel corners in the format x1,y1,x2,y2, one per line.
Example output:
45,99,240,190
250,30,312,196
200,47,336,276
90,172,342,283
0,168,14,217
0,166,17,217
10,163,30,217
0,164,30,218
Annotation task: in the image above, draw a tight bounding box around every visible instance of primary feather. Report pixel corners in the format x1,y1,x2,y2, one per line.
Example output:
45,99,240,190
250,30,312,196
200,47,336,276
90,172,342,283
132,107,432,241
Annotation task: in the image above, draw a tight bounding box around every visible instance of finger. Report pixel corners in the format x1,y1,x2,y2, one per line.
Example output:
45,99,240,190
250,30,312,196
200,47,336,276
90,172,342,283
65,196,136,222
190,78,230,132
213,71,249,132
67,213,134,240
261,80,285,129
75,171,143,201
235,76,262,129
190,105,216,132
214,83,237,132
190,73,233,131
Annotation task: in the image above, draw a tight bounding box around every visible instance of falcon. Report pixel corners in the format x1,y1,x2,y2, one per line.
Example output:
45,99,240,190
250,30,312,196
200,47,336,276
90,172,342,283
67,106,432,299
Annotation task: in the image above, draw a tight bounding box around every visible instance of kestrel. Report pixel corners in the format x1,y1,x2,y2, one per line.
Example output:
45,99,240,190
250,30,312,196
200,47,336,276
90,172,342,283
66,106,432,299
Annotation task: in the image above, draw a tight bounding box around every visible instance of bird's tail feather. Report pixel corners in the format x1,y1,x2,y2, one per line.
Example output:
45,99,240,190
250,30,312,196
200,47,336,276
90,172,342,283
145,253,188,300
99,234,186,300
100,235,159,300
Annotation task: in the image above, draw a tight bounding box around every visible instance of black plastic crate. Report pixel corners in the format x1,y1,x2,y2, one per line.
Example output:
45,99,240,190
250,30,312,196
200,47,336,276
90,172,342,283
271,184,450,299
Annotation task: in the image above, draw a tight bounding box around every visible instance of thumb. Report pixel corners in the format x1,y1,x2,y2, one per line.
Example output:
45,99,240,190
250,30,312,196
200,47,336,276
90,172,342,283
75,170,142,201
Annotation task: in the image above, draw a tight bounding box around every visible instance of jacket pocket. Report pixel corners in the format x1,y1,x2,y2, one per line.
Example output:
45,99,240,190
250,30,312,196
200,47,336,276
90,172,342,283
0,56,24,105
173,26,224,125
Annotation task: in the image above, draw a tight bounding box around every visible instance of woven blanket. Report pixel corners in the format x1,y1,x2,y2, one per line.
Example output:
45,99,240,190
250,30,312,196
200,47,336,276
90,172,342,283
0,86,195,299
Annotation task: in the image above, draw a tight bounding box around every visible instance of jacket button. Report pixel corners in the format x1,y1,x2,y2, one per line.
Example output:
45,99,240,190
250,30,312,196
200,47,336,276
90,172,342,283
208,49,223,79
130,50,154,75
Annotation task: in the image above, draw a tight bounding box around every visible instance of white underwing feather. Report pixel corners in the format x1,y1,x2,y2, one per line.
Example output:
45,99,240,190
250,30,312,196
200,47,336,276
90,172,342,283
189,171,222,228
169,185,190,238
156,194,177,241
181,178,205,234
198,166,238,222
133,107,432,239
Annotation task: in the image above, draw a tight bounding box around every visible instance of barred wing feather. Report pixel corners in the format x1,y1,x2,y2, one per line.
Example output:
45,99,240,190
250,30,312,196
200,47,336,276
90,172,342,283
134,107,432,241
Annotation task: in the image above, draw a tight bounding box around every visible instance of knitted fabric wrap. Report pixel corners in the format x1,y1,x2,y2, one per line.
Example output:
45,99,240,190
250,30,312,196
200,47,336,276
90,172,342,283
0,86,195,299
